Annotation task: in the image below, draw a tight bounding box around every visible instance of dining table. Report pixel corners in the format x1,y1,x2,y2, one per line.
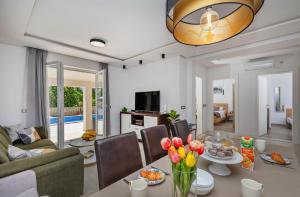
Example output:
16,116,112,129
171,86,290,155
90,141,300,197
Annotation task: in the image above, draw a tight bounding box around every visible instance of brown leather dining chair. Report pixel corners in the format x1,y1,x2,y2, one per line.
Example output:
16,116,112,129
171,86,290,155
171,120,196,145
141,125,169,165
94,132,143,190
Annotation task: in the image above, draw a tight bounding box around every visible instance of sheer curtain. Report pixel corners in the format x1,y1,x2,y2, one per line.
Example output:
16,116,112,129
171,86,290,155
26,47,48,135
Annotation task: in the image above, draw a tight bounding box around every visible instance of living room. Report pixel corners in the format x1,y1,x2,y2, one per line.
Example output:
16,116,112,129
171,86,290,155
1,0,300,197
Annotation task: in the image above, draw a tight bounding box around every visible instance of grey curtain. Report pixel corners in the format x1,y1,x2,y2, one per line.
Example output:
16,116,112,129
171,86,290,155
26,47,48,135
100,63,111,136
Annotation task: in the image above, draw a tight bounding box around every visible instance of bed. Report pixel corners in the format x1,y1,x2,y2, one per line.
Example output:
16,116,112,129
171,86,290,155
213,103,228,125
286,108,293,129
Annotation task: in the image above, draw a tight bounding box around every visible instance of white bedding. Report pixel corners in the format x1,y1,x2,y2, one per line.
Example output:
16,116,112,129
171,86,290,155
287,117,293,125
215,110,226,119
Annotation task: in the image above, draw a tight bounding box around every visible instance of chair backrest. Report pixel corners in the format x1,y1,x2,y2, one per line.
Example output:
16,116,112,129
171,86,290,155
141,125,169,165
95,132,143,190
171,120,190,145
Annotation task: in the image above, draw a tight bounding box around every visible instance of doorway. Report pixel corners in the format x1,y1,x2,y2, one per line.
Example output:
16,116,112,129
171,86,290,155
258,72,293,141
212,78,235,133
46,63,105,148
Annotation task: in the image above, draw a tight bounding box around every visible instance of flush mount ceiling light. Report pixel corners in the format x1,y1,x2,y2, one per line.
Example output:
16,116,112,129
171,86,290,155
166,0,264,46
90,38,106,47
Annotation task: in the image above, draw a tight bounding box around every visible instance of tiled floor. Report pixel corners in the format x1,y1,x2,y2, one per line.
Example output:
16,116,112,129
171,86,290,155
262,124,292,141
214,120,234,133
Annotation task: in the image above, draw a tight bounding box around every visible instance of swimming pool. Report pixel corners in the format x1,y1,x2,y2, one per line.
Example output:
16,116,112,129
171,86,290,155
50,114,103,125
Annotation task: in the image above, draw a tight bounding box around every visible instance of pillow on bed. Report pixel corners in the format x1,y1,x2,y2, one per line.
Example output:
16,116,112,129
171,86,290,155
214,107,219,111
219,107,224,111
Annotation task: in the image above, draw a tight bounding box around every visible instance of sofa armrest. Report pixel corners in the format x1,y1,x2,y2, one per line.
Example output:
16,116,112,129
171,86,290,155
0,147,80,178
34,127,48,139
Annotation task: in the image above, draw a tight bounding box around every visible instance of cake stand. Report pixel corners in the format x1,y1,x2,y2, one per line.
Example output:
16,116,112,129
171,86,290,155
201,151,243,176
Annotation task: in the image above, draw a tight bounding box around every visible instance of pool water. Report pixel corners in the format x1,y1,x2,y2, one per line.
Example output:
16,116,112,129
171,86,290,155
50,114,103,125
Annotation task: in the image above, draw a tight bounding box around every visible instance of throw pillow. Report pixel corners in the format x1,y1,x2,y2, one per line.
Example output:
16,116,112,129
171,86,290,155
7,145,30,160
2,124,22,142
28,148,56,157
17,127,41,144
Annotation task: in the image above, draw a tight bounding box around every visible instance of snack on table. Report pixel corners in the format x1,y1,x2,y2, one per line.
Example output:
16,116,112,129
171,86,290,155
140,169,162,181
206,142,234,159
241,136,254,171
81,130,96,141
271,152,286,165
205,134,234,159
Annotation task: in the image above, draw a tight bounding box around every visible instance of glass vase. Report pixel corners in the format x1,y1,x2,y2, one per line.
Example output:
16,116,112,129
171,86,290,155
171,165,196,197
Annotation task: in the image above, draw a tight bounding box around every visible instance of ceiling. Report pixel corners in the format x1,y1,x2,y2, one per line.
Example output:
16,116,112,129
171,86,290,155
1,0,300,67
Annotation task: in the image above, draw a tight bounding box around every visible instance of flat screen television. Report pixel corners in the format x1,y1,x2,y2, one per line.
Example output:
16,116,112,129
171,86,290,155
135,91,160,112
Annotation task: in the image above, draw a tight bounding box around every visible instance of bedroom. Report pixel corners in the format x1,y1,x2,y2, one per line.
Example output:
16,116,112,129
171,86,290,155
258,72,293,141
212,78,235,133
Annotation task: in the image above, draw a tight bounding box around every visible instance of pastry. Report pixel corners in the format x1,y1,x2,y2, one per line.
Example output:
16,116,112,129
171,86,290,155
271,152,285,165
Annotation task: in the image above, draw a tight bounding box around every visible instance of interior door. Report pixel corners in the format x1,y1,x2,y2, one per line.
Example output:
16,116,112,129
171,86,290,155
95,70,105,136
258,76,268,136
196,77,203,135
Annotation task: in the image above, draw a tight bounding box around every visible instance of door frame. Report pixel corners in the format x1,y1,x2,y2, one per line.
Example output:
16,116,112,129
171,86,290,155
257,75,268,136
47,61,64,149
257,72,293,141
195,77,203,134
95,70,106,137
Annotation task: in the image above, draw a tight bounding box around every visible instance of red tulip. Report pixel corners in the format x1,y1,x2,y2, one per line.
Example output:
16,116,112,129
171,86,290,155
172,137,183,148
187,133,193,144
197,143,204,155
169,150,181,164
160,137,171,150
189,140,204,155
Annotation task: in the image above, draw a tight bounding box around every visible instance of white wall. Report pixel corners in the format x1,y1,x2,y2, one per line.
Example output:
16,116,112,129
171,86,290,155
0,43,27,125
213,78,235,112
109,56,191,135
267,73,293,125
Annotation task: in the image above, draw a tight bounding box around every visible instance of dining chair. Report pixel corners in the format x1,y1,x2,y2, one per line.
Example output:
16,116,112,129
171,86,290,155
170,120,196,145
141,125,169,165
94,132,143,190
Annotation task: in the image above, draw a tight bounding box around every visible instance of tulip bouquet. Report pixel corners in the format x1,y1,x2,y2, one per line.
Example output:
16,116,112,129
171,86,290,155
161,134,204,197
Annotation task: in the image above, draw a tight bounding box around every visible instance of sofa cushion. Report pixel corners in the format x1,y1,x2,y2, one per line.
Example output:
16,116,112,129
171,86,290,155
8,145,30,161
0,126,12,148
2,124,21,143
17,127,41,144
15,139,57,150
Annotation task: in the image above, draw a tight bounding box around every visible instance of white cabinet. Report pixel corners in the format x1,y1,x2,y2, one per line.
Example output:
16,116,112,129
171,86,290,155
144,116,158,128
121,114,131,133
130,125,144,139
120,112,168,140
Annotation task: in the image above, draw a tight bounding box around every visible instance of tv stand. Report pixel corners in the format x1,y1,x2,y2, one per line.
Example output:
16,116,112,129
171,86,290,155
120,111,169,140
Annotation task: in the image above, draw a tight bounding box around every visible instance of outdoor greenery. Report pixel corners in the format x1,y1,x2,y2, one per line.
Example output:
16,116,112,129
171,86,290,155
49,86,83,107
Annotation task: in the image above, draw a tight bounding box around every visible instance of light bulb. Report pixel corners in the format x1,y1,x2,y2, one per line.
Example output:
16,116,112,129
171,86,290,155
200,8,219,32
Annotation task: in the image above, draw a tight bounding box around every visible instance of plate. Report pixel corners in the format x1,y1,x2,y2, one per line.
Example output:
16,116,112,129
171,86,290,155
137,168,166,186
260,153,291,165
205,149,233,160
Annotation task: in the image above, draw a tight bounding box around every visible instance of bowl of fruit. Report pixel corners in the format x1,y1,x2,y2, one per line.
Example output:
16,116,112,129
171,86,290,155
81,130,97,141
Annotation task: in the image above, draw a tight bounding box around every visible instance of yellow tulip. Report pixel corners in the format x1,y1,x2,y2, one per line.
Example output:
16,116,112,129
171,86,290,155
178,147,186,159
169,145,176,152
185,152,196,167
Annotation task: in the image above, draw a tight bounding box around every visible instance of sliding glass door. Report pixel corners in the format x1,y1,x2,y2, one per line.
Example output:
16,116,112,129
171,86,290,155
47,63,105,148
